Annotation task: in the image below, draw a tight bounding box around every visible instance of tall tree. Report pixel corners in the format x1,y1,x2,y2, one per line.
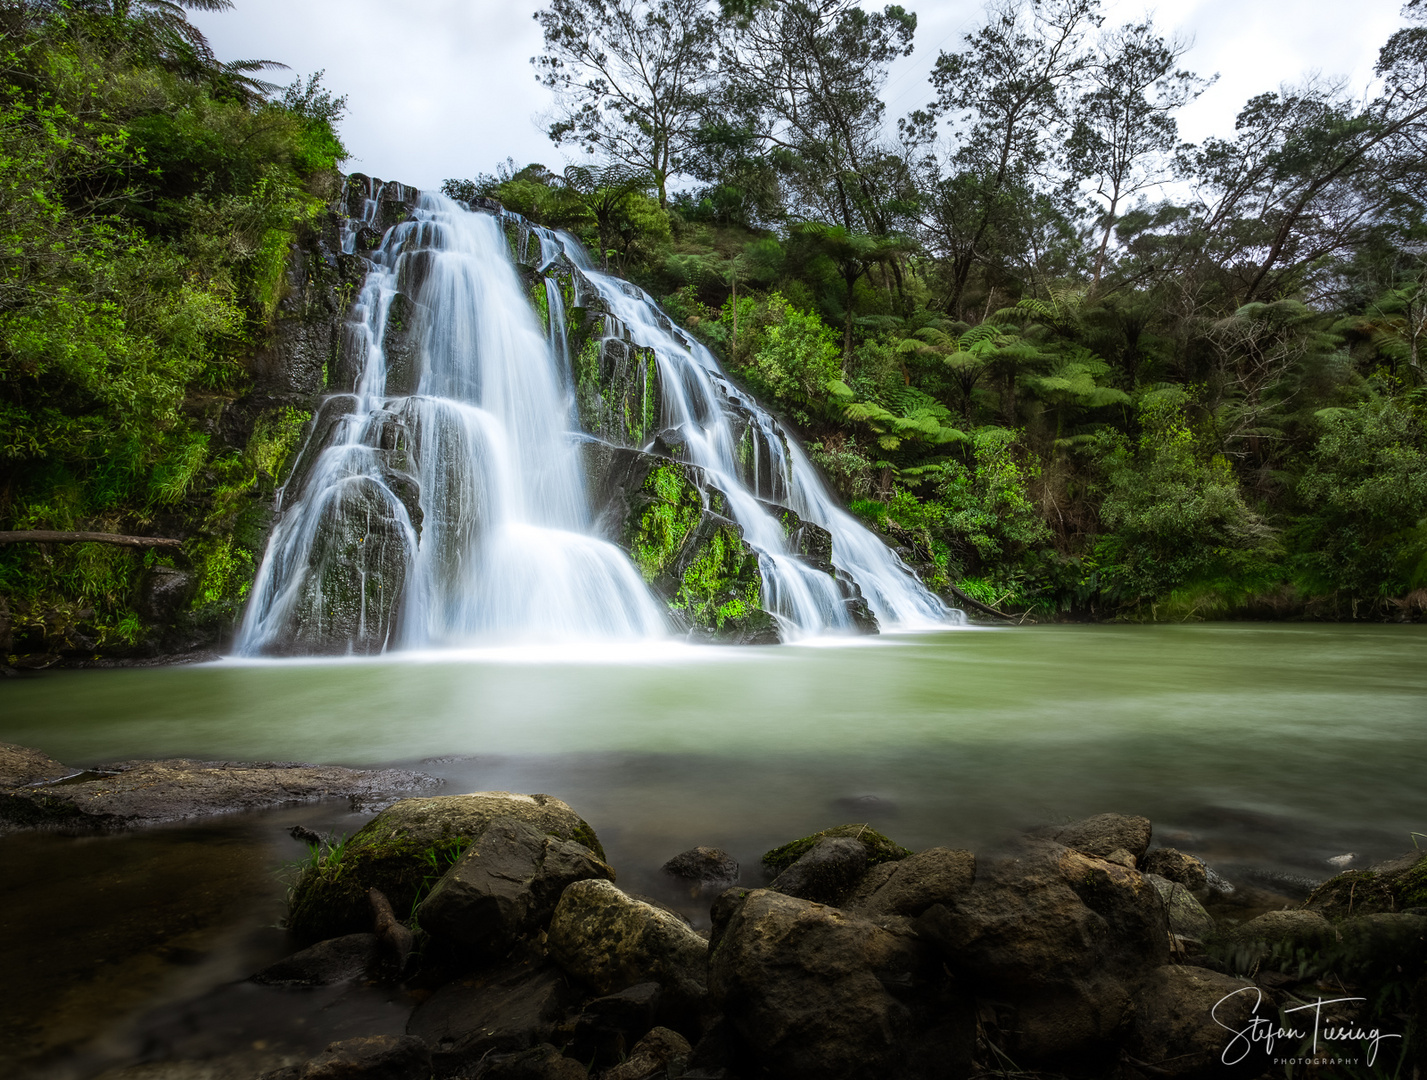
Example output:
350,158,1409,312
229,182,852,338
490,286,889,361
905,0,1102,314
718,0,915,237
532,0,717,208
1067,20,1208,289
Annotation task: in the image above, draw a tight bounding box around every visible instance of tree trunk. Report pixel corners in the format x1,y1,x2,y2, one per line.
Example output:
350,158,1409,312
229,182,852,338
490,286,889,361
0,531,183,549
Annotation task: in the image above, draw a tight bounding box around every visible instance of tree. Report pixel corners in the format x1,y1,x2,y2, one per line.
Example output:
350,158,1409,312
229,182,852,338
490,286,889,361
532,0,717,208
1067,20,1208,289
718,0,915,239
905,0,1102,313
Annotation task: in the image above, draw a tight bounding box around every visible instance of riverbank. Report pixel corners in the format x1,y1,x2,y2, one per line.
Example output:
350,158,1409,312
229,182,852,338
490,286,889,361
2,752,1422,1079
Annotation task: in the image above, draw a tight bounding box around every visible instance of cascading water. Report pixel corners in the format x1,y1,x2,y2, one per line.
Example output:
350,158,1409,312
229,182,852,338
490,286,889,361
547,235,956,633
237,183,956,655
237,192,668,653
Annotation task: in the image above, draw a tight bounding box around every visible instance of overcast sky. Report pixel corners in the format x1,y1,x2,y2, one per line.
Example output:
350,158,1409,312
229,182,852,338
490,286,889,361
192,0,1406,193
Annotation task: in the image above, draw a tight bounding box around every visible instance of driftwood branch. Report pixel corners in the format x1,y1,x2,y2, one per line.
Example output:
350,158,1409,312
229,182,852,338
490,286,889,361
946,582,1017,621
0,530,183,550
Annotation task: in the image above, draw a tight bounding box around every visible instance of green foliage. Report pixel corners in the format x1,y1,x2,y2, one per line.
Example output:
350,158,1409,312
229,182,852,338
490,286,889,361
1094,390,1276,606
1293,396,1427,601
719,292,841,423
0,7,349,653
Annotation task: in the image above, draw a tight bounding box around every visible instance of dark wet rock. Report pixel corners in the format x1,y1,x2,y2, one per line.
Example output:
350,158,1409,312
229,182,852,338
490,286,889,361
479,1044,587,1080
761,823,911,878
258,473,416,656
250,933,380,987
380,292,422,396
830,793,898,819
416,815,614,955
138,566,196,625
708,888,973,1080
769,837,868,904
0,752,436,834
1008,974,1133,1068
1142,847,1210,891
1131,966,1262,1078
660,846,739,895
855,847,976,918
571,331,662,448
278,1035,431,1080
0,741,70,787
288,792,602,941
596,1026,690,1080
840,861,898,910
405,959,575,1072
1145,873,1216,939
547,879,708,1001
561,983,663,1068
1034,812,1153,861
915,842,1169,992
1305,851,1427,918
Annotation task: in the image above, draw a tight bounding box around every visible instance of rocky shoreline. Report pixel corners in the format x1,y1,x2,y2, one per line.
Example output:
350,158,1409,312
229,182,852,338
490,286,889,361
0,742,438,832
3,745,1423,1079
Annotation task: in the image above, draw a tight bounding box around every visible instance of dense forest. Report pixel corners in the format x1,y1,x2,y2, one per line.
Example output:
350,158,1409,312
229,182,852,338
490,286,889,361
1,0,1425,663
0,0,348,660
452,0,1427,623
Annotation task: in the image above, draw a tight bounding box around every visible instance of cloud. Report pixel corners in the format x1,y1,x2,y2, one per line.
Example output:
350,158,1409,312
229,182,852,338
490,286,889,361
194,0,1405,192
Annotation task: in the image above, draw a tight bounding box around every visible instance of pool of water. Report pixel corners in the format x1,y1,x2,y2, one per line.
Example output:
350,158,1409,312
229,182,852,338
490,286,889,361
3,623,1425,1075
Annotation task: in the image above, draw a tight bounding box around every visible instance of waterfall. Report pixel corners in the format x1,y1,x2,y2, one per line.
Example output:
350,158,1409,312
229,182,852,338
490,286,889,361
237,187,957,656
549,237,956,632
237,194,668,654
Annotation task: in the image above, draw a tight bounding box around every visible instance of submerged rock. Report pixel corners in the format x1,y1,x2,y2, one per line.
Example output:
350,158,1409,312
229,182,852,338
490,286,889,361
0,749,436,834
250,933,380,987
287,792,603,940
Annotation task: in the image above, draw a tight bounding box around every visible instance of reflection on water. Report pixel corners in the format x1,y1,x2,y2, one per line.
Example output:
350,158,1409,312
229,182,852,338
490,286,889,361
2,624,1425,1075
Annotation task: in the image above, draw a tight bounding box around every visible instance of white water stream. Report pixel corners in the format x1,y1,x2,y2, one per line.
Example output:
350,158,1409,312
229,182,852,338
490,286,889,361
237,189,954,654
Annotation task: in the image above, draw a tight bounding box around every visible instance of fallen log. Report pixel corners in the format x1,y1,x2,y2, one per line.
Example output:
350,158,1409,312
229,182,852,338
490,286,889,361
0,530,183,550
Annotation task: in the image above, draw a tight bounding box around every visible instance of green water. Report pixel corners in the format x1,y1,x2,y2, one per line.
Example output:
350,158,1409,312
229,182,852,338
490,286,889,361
3,623,1425,1076
5,623,1424,866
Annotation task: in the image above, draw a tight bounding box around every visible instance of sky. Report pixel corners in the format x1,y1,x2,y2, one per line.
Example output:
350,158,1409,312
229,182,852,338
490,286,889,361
192,0,1407,193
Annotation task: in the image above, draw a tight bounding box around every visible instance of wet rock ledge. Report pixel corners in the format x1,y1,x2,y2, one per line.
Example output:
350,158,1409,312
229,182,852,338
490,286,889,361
121,794,1427,1080
0,741,438,832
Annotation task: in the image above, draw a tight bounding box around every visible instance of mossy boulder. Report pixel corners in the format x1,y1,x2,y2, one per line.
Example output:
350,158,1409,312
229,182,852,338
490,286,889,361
1304,851,1427,918
287,792,605,941
762,823,912,877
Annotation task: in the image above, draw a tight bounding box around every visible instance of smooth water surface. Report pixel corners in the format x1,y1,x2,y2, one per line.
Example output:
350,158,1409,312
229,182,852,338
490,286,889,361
6,624,1425,859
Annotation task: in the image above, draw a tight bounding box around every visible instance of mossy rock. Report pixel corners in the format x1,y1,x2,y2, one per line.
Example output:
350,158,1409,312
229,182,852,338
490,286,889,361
1304,852,1427,919
762,824,913,877
287,792,605,940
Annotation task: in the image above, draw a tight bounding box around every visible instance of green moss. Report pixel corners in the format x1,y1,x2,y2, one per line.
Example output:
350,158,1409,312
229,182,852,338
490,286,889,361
762,824,913,875
1400,855,1427,907
573,336,602,432
531,278,550,333
674,525,761,631
630,463,700,581
570,821,608,862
